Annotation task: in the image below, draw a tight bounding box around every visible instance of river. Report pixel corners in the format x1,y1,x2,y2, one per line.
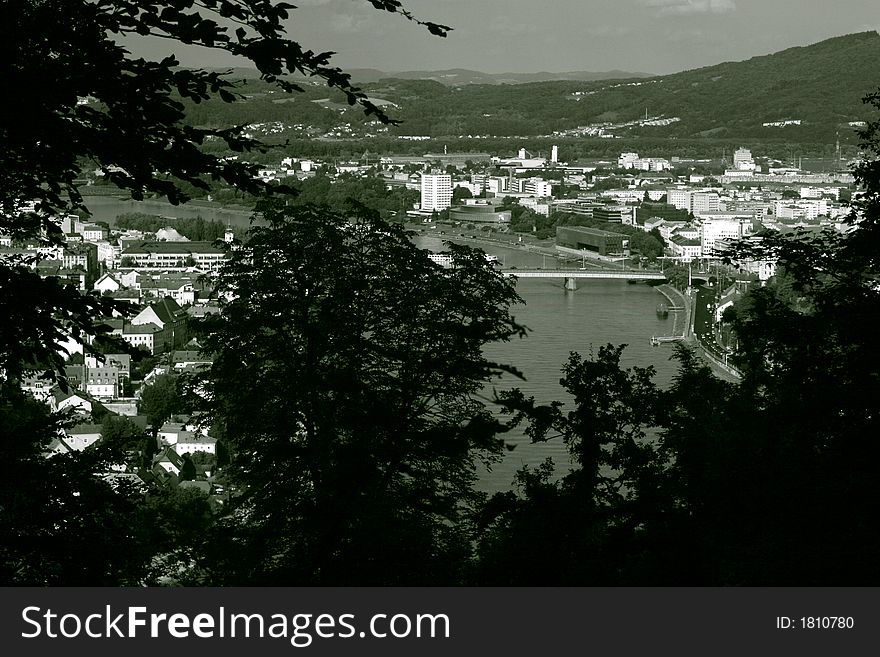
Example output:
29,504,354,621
413,235,681,492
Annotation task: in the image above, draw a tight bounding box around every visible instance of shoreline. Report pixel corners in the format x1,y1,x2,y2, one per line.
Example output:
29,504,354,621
654,284,689,339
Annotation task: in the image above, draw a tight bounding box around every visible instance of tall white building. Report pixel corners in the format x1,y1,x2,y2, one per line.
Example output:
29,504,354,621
691,192,720,215
700,218,748,256
666,189,692,211
733,147,755,171
522,178,553,197
420,174,452,212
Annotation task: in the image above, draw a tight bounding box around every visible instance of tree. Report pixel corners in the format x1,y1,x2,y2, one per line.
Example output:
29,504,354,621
191,199,525,584
101,414,145,450
139,374,186,429
0,0,453,586
452,186,473,203
179,453,196,482
480,345,666,585
0,382,150,584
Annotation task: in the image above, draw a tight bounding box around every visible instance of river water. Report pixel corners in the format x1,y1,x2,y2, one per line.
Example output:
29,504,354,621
413,235,681,492
90,198,681,492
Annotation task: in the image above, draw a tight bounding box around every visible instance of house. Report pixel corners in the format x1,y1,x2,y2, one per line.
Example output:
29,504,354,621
118,270,143,288
171,350,213,370
715,284,743,323
174,431,217,456
158,421,186,446
153,447,185,476
84,366,119,399
85,353,131,380
159,420,217,456
108,288,142,305
93,273,122,294
20,373,55,402
670,235,702,261
128,296,188,352
178,480,212,495
121,322,161,354
50,388,93,415
80,223,110,242
117,296,188,354
63,423,103,451
45,436,75,457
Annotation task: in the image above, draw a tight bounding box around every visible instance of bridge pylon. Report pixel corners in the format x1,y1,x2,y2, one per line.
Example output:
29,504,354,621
564,276,577,291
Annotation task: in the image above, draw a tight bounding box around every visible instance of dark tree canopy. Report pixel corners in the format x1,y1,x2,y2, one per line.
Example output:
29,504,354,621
190,199,525,584
0,0,452,585
1,0,449,239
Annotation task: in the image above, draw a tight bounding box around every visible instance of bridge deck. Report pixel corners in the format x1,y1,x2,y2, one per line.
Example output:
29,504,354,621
505,270,666,280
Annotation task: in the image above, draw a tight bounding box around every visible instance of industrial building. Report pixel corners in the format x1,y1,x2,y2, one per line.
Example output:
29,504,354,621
555,225,629,257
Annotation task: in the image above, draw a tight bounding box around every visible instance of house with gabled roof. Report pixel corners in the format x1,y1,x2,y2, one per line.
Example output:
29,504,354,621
93,273,122,294
63,423,103,451
153,446,185,476
116,296,188,354
50,387,93,415
174,431,217,456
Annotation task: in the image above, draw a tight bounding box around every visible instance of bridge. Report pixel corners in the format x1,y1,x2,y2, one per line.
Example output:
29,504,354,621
505,269,665,280
503,269,666,289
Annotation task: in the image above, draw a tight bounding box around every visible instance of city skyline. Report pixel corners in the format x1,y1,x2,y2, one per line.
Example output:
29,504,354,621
124,0,880,76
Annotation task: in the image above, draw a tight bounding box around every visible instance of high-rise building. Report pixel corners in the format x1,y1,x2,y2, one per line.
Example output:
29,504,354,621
666,189,692,211
691,192,720,215
733,147,755,171
420,174,452,212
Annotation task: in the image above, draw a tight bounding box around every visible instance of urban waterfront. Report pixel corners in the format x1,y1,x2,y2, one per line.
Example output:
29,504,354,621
83,199,686,492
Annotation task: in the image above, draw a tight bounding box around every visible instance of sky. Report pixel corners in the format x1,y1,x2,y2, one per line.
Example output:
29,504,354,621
132,0,880,76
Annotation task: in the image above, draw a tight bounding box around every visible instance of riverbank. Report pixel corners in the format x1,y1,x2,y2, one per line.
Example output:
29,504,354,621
654,284,690,339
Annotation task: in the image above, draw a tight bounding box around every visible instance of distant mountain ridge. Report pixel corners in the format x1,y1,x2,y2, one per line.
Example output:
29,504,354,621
192,31,880,145
359,31,880,142
346,68,651,85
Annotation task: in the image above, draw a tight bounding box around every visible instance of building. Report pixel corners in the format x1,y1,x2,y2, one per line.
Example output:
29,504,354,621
700,217,750,256
670,235,702,261
691,192,720,215
593,206,635,225
121,297,188,354
556,225,628,257
120,241,228,271
420,174,453,212
521,178,553,197
733,147,755,171
666,189,692,211
62,242,99,287
773,198,828,221
81,223,109,241
85,367,119,399
448,202,511,224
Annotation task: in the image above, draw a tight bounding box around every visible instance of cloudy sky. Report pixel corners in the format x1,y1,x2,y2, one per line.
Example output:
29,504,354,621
143,0,879,75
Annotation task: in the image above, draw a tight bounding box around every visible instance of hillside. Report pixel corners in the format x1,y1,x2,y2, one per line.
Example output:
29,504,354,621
367,31,880,142
346,68,649,86
186,32,880,147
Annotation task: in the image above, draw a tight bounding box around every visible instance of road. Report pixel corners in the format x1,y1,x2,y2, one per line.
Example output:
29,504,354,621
693,284,735,369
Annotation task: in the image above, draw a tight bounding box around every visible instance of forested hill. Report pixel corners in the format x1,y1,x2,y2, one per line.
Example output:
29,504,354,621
187,32,880,145
369,31,880,141
345,68,650,85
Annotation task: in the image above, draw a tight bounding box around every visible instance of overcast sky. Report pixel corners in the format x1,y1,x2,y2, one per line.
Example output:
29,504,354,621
135,0,880,75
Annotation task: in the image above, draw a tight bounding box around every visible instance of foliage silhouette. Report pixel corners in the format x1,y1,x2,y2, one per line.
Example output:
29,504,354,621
188,199,525,584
